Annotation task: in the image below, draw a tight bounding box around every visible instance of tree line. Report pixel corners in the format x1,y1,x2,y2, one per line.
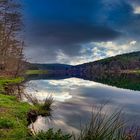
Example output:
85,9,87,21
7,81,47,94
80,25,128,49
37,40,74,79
0,0,25,77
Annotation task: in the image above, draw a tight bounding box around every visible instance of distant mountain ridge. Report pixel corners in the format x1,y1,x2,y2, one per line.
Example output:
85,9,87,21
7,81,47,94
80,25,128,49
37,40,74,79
26,51,140,91
27,51,140,74
27,63,72,71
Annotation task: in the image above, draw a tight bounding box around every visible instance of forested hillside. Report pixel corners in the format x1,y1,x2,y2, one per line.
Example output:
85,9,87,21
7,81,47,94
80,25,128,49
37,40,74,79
75,51,140,74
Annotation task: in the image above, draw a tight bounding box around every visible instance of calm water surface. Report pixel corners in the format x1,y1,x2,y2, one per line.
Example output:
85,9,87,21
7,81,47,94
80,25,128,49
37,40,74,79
25,76,140,133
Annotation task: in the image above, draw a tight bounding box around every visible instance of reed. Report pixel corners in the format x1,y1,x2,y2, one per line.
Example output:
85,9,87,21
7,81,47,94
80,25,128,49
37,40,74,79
76,106,140,140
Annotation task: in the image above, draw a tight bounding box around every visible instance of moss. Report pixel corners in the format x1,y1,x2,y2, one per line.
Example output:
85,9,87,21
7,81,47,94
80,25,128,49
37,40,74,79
25,70,48,75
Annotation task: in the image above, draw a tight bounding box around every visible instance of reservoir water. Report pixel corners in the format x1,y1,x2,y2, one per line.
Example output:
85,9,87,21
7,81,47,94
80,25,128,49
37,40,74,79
25,74,140,133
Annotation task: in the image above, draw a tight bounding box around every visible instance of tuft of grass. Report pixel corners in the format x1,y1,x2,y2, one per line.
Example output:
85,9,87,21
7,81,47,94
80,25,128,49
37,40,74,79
26,70,48,75
40,95,54,111
39,95,54,116
25,94,54,117
75,106,140,140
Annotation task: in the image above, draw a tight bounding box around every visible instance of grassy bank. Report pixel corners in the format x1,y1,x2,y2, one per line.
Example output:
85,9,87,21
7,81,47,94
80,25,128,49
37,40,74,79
1,92,140,140
0,77,24,93
121,70,140,74
128,70,140,74
0,77,54,140
0,76,140,140
0,77,35,139
0,94,36,140
26,70,48,75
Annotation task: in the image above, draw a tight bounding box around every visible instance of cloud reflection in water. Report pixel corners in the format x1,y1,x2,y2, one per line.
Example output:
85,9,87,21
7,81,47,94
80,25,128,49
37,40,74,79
26,78,140,134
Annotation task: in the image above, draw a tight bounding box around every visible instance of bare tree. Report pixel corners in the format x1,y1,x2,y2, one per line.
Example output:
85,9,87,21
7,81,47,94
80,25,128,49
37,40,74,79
0,0,25,77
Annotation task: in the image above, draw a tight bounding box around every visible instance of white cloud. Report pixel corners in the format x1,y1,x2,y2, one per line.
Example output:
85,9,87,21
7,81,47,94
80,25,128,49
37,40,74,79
49,78,97,87
134,6,140,14
25,78,99,102
129,40,137,45
94,40,138,57
55,40,139,65
25,88,72,102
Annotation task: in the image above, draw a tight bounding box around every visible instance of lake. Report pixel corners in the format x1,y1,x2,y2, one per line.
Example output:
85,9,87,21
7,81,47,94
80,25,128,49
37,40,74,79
25,73,140,134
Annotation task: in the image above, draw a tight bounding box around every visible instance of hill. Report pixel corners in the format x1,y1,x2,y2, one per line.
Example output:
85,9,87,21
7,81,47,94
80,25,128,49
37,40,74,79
26,63,72,71
75,51,140,74
26,51,140,75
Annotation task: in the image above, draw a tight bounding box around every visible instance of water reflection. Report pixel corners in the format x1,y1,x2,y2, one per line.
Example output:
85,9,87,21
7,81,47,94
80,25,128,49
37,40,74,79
25,75,140,134
79,73,140,91
26,73,140,91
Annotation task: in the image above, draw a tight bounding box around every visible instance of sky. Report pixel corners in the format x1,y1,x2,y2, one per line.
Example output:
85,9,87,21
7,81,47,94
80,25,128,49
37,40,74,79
21,0,140,65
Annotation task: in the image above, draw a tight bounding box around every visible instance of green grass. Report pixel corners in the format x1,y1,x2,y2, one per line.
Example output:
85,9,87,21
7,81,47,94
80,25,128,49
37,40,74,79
0,94,37,140
0,76,54,139
121,70,140,74
0,91,140,140
26,70,48,75
29,129,72,140
129,70,140,74
0,77,24,92
0,76,140,140
0,77,24,84
0,118,15,129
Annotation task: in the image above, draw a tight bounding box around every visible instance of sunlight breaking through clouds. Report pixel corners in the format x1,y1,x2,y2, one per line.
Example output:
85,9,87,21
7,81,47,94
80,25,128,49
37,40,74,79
55,40,139,65
134,6,140,14
92,41,138,57
22,0,140,64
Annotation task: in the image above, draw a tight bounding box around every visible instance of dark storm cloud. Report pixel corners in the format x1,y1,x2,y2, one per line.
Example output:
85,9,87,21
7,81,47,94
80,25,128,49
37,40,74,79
28,23,120,56
22,0,140,63
127,0,140,5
